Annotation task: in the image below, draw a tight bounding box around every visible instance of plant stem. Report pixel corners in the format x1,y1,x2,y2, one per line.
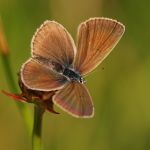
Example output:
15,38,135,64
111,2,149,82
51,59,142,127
32,105,44,150
1,54,33,134
1,55,17,91
0,19,32,134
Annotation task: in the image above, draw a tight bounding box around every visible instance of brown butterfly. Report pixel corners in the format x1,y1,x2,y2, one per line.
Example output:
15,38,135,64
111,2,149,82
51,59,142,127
20,17,125,118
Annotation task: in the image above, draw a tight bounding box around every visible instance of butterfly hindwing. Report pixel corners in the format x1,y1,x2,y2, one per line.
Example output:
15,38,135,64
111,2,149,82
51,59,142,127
21,58,67,91
53,81,94,118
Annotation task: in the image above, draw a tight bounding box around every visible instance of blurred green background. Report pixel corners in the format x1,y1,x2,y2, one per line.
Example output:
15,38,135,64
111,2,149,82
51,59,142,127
0,0,150,150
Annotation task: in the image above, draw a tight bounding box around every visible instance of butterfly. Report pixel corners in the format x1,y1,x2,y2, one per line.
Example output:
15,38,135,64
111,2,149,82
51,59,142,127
20,17,125,118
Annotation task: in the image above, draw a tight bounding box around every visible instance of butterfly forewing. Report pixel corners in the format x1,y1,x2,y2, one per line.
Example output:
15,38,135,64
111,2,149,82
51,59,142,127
21,58,67,91
31,21,76,67
53,81,94,118
74,18,125,76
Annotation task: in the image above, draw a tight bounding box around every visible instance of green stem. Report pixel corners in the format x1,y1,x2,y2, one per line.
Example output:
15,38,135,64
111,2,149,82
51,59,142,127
1,55,17,91
1,54,32,134
32,105,44,150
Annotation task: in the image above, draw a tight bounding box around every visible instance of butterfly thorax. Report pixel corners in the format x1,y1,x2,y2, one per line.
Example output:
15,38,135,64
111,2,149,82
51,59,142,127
63,68,84,83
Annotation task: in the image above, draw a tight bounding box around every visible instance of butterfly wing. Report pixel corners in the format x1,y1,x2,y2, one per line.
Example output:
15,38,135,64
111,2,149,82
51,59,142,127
31,20,76,67
21,58,67,91
53,82,94,118
74,18,125,76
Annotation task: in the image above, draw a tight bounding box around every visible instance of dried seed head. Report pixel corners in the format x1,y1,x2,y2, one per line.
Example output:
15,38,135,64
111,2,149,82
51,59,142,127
18,74,58,113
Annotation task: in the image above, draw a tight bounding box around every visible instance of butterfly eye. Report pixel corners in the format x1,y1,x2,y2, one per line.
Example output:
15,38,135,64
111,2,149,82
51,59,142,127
80,77,85,84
